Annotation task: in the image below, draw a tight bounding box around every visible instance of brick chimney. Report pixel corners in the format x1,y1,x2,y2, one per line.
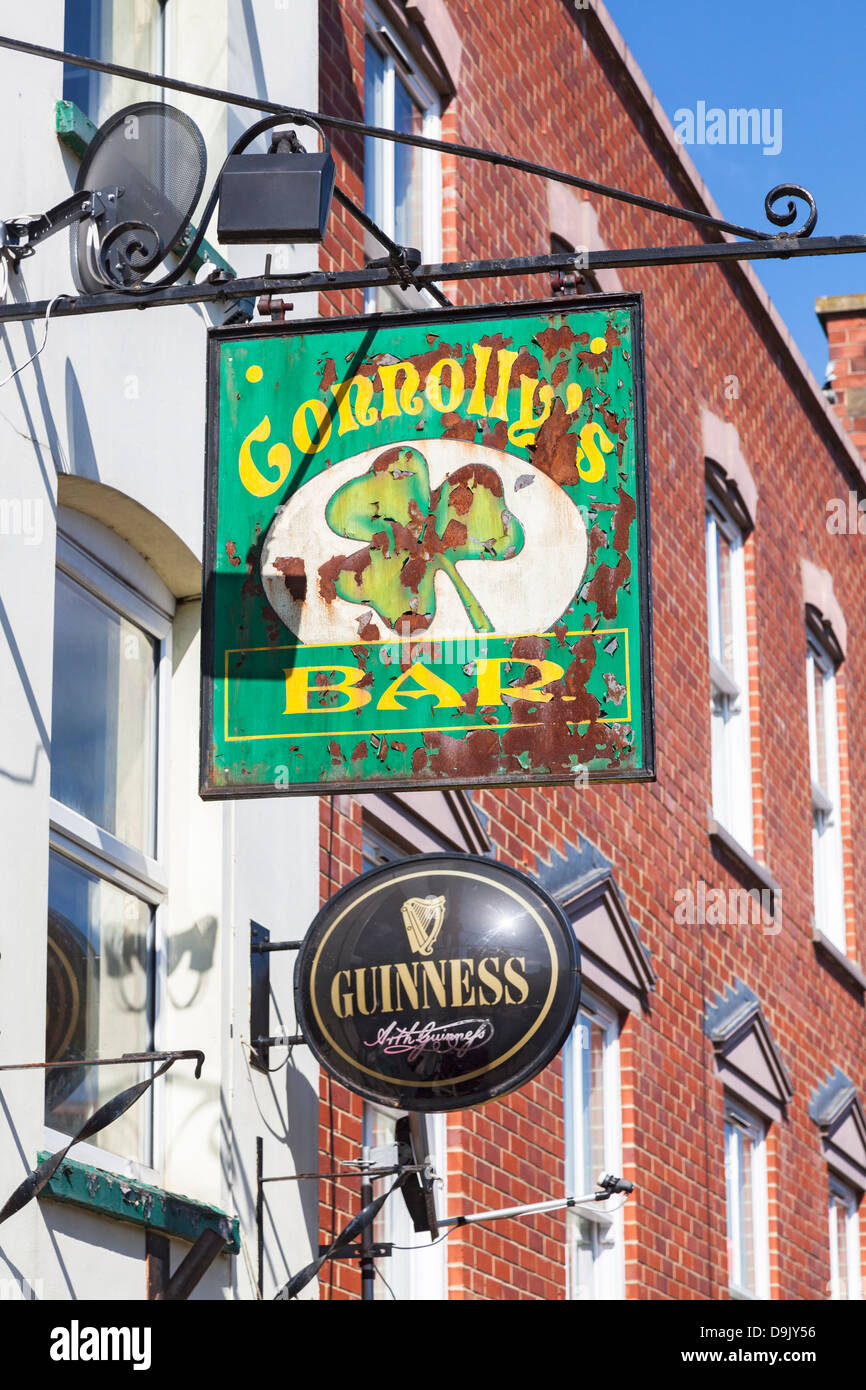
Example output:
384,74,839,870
816,293,866,460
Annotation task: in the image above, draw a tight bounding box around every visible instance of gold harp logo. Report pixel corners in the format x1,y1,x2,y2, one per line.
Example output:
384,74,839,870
400,895,446,956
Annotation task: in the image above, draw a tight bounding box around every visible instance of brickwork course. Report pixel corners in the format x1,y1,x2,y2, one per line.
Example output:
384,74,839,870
314,0,866,1299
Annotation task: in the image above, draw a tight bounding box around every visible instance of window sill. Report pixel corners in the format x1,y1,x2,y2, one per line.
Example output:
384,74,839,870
812,929,866,992
708,819,781,894
37,1151,239,1254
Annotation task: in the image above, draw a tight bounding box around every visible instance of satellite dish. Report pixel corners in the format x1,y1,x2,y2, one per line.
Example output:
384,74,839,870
71,101,206,294
396,1113,440,1240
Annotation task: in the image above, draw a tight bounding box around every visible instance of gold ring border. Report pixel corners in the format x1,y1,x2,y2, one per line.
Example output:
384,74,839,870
307,868,564,1089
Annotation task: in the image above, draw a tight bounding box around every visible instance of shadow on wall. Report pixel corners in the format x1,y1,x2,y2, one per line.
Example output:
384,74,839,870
167,915,218,1011
65,359,99,481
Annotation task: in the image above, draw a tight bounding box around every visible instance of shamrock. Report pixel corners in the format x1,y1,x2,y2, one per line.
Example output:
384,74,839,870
321,446,524,633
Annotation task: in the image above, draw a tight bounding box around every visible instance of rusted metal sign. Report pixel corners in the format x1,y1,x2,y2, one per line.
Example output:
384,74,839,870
201,297,653,796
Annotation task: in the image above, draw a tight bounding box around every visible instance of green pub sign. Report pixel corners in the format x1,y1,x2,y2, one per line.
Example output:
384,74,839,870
201,297,654,796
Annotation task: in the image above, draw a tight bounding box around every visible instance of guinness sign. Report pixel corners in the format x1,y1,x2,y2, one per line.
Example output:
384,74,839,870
295,854,581,1111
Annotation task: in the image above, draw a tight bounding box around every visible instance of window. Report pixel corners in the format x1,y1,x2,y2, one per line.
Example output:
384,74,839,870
705,488,753,852
362,817,406,870
46,513,172,1174
64,1,169,126
564,996,623,1300
828,1179,862,1300
365,1104,448,1300
806,627,846,951
364,2,442,311
724,1102,769,1298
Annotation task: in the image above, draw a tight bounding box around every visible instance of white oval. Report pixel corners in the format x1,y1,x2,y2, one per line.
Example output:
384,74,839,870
260,438,588,643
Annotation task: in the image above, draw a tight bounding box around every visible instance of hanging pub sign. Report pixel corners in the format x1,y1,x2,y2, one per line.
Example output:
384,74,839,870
294,854,581,1111
200,296,653,797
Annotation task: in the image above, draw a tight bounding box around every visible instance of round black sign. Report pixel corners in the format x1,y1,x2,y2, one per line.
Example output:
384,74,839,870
295,853,581,1111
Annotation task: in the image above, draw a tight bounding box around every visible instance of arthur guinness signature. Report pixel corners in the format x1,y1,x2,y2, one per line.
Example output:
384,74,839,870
365,1018,493,1063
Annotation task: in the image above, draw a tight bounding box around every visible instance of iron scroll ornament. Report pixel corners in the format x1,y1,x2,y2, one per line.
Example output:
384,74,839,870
764,184,818,239
294,853,582,1113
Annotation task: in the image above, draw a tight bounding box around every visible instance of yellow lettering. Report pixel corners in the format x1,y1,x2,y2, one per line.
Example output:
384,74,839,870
291,398,332,454
354,967,378,1016
283,665,371,715
238,415,291,498
394,962,420,1011
476,658,565,705
449,957,476,1008
377,661,464,711
420,960,448,1009
490,349,519,420
467,343,492,417
379,361,423,419
329,376,379,435
378,964,393,1014
425,357,465,413
477,956,503,1006
576,421,614,482
503,956,529,1005
508,376,555,447
331,970,354,1019
565,382,584,414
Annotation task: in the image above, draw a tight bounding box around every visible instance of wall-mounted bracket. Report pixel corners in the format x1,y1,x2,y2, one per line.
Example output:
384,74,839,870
249,921,306,1073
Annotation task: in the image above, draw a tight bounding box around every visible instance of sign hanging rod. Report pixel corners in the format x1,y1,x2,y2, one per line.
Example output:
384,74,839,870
0,33,845,248
1,231,864,328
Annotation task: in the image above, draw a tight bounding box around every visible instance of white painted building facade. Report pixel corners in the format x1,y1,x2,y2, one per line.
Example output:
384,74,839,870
0,0,323,1301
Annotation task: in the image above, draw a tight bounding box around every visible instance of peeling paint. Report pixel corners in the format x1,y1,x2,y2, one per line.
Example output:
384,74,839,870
205,301,652,794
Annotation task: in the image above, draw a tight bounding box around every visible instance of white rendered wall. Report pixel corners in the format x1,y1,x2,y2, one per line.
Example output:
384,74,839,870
0,0,321,1301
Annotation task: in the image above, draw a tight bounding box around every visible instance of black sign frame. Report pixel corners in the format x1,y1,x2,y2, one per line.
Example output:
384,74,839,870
294,853,582,1112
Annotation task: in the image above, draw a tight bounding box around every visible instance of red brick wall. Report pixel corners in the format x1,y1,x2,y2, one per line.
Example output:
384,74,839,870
316,0,866,1300
822,306,866,458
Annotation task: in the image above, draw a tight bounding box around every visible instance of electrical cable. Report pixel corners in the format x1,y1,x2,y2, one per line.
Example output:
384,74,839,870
373,1264,398,1300
0,292,70,388
389,1219,502,1252
240,1038,290,1074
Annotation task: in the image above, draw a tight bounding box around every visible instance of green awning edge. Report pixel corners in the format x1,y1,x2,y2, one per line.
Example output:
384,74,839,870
54,100,236,276
37,1150,239,1255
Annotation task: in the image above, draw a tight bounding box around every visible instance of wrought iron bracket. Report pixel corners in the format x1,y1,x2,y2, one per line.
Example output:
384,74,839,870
0,34,862,326
249,921,307,1072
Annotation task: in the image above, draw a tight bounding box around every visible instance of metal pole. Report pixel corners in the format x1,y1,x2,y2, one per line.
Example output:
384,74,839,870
438,1189,611,1228
359,1145,375,1302
256,1137,264,1299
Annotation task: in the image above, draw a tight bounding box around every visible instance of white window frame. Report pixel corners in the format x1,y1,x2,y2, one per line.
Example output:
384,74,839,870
46,516,172,1184
63,1,170,123
828,1176,862,1300
706,489,753,853
363,0,443,312
564,993,624,1300
806,634,846,952
363,1103,448,1301
724,1101,769,1299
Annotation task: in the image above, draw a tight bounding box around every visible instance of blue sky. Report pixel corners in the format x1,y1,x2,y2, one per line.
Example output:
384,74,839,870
605,0,866,387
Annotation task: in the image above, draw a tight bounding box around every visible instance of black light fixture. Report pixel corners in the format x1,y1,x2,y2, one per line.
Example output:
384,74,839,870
217,123,336,245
